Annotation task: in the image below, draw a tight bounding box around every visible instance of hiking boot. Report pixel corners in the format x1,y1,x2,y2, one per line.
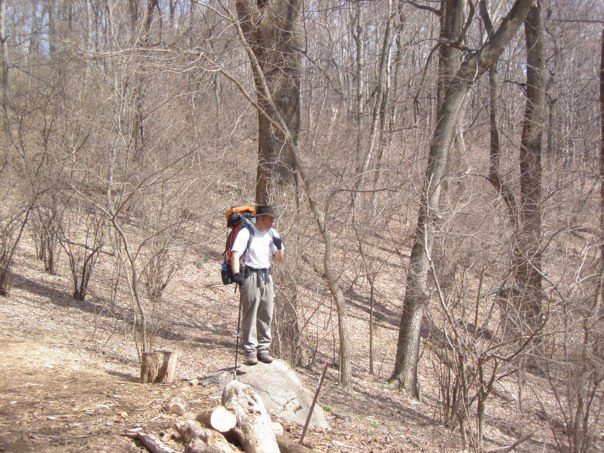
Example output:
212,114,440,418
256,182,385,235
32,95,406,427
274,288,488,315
257,351,273,364
246,352,258,366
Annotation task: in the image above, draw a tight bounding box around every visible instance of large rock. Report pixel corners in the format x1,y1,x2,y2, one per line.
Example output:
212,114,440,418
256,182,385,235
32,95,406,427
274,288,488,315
240,360,329,430
203,360,329,430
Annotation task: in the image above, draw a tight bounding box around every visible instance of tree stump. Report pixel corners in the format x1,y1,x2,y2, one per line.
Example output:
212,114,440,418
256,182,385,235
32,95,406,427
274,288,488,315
221,381,279,453
196,406,237,433
141,350,178,384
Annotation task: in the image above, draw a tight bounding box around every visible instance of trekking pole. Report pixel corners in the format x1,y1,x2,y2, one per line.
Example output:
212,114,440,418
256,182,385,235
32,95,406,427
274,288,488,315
233,296,244,378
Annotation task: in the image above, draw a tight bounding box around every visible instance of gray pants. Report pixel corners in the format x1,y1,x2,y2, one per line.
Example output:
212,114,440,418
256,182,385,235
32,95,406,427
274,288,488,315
240,270,274,354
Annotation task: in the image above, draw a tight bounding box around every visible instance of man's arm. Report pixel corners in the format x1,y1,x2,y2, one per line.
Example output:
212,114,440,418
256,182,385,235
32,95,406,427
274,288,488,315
231,251,241,274
230,227,250,278
270,231,284,262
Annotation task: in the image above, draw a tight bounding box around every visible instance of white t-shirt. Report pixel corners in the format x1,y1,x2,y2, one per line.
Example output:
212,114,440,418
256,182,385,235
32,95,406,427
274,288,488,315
232,225,282,269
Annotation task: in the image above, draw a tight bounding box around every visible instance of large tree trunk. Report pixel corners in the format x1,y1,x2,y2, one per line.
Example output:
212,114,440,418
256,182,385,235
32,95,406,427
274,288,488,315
388,85,468,398
437,0,464,110
514,4,545,328
388,0,536,398
236,0,301,203
234,0,352,390
236,0,302,366
432,0,465,293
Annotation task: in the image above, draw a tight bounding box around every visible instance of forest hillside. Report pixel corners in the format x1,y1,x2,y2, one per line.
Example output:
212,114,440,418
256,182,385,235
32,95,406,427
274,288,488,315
0,0,603,452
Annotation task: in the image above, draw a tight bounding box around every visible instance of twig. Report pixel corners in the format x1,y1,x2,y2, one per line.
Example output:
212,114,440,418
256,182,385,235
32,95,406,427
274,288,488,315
300,361,329,445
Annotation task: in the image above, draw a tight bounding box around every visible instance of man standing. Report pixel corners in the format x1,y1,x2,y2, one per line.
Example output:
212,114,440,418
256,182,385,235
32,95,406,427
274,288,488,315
230,205,284,365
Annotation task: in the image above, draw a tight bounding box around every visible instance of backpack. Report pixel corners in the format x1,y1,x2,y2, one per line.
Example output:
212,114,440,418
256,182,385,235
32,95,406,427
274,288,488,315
221,206,256,285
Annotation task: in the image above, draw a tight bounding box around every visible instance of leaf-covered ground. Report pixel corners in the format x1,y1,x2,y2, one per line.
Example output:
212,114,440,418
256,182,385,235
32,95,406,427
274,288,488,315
0,239,561,452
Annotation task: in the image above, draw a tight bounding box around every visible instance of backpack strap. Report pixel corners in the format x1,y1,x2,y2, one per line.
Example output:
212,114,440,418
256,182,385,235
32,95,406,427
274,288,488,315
240,217,255,262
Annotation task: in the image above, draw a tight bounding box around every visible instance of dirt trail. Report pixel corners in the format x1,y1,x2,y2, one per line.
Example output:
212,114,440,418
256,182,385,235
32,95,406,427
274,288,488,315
0,335,186,452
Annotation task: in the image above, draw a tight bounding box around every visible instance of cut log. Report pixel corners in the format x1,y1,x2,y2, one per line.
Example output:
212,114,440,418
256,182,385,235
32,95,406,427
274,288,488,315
175,419,238,453
141,350,178,384
196,406,237,433
221,380,279,453
126,429,177,453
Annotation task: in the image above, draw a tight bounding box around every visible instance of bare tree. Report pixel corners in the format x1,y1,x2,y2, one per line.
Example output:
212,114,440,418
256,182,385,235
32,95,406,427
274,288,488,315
513,3,546,328
224,1,354,390
235,0,301,203
429,260,542,450
600,26,603,313
480,0,517,225
32,199,63,275
234,0,304,365
389,0,537,398
59,203,105,302
0,0,8,110
0,206,31,296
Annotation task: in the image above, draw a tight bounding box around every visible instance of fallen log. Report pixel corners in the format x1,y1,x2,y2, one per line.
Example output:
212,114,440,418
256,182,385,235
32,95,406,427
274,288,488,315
141,350,178,384
175,419,238,453
196,406,237,433
221,380,279,453
126,429,177,453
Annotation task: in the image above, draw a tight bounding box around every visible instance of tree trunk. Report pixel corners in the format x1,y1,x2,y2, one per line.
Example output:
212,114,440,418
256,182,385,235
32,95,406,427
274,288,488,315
437,0,464,110
356,0,394,193
234,0,353,391
353,0,364,174
599,29,603,314
0,0,8,110
272,261,302,365
480,0,518,226
236,0,302,366
236,0,301,204
514,4,545,328
432,0,465,293
388,0,536,397
327,270,353,392
46,0,56,56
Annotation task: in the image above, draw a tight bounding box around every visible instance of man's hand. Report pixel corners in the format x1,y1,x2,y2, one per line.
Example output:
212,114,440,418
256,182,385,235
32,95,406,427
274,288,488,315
233,273,243,285
273,236,283,250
